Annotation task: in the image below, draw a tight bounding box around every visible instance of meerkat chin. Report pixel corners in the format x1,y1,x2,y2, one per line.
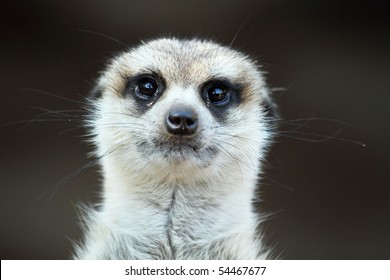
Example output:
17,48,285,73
74,38,276,259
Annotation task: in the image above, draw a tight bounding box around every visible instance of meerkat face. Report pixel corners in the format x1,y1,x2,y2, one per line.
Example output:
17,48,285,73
89,38,274,180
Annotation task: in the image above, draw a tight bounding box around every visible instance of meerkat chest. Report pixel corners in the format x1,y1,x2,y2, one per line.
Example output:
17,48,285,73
104,186,228,259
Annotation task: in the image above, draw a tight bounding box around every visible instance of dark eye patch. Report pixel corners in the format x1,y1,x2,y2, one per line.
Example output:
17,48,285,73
201,79,242,122
135,76,159,99
206,84,230,105
123,72,165,114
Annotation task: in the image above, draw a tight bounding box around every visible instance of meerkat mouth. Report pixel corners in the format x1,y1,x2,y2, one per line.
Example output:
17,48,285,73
157,138,205,160
136,137,218,164
157,139,200,157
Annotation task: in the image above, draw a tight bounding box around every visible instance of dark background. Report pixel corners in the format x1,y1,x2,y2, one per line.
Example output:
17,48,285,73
1,0,389,259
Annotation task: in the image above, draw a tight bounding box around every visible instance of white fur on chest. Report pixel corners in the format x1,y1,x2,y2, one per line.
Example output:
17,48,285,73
76,149,266,259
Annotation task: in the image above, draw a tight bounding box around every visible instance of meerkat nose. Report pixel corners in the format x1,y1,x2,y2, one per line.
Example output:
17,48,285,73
165,107,198,136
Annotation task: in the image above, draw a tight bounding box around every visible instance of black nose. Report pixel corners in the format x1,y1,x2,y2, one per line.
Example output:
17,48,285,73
166,107,198,136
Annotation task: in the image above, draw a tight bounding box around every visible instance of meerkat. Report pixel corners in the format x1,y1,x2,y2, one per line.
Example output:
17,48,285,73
74,38,276,260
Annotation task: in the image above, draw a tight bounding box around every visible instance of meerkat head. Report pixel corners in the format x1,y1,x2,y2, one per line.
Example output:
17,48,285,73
88,38,275,185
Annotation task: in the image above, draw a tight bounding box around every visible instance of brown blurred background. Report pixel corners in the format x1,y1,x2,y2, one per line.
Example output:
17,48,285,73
1,0,389,259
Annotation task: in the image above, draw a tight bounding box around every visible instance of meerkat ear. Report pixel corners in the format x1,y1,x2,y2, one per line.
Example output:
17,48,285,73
89,83,103,99
85,82,103,112
262,89,280,120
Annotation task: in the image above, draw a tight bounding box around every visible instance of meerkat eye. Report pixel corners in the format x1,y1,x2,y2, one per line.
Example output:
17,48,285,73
136,77,158,97
207,84,230,105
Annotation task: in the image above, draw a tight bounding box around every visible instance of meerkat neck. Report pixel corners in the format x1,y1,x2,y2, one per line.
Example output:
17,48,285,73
100,159,259,236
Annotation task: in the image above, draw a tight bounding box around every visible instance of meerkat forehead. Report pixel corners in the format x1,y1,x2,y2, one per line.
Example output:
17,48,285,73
123,39,259,84
97,38,268,105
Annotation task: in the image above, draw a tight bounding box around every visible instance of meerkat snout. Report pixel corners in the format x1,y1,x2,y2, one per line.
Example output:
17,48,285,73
165,106,199,136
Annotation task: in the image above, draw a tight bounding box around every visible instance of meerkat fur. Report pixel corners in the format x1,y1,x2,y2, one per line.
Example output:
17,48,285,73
74,38,276,259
